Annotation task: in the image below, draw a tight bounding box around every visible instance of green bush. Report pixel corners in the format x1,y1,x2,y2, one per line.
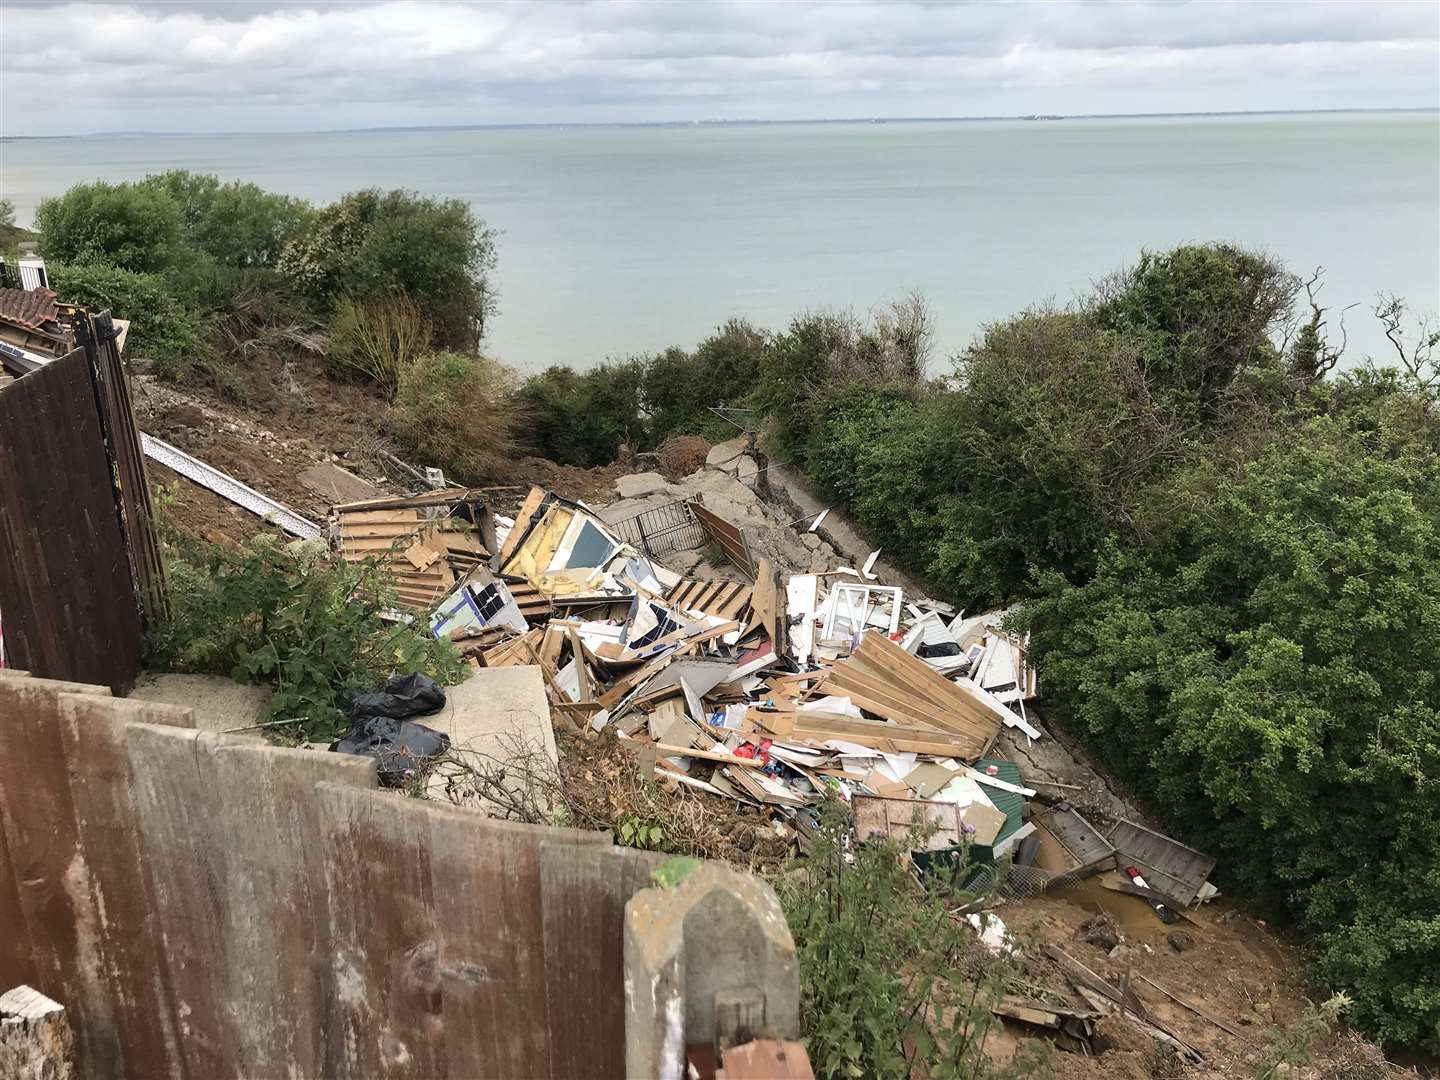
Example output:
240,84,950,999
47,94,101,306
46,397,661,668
279,188,496,348
645,318,768,443
141,169,314,268
46,260,204,377
759,297,932,468
327,294,432,396
1016,383,1440,1053
392,350,522,482
777,799,1041,1079
516,359,649,466
145,528,465,741
35,180,184,273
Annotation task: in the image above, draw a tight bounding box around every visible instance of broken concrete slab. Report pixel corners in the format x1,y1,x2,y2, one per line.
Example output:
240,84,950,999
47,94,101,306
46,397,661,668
705,436,750,473
298,461,383,505
615,471,686,501
128,674,271,735
425,666,557,788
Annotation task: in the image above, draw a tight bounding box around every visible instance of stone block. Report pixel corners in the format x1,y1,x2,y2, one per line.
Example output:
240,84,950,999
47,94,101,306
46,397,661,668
616,472,684,500
625,863,799,1080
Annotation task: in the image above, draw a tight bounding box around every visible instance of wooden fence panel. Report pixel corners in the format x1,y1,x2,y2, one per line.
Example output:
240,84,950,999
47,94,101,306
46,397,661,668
319,782,445,1080
71,309,166,621
0,674,36,992
0,675,121,1077
56,694,194,1080
126,727,378,1080
541,841,666,1080
428,805,608,1079
0,349,143,692
204,740,376,1079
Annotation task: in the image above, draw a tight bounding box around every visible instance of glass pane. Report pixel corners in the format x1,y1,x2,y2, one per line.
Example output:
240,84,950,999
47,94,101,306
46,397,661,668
563,521,615,569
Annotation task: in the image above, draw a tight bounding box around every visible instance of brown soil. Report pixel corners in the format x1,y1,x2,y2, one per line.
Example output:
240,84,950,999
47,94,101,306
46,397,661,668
133,352,630,536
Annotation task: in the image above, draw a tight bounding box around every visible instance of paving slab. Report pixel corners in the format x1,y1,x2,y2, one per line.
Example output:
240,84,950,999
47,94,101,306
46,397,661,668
425,666,557,798
128,673,271,734
298,461,384,504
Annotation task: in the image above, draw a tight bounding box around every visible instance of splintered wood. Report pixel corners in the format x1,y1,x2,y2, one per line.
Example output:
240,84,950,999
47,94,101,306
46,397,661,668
811,632,1004,757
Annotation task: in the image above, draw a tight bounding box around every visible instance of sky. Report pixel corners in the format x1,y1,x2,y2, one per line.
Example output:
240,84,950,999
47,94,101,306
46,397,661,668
1,1,1438,136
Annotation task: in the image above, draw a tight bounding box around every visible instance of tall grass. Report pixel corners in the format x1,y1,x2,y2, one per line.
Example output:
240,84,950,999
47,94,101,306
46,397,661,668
327,294,431,398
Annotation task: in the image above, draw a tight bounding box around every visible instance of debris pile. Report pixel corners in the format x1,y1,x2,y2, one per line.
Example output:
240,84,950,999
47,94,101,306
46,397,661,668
328,467,1125,887
329,453,1223,1039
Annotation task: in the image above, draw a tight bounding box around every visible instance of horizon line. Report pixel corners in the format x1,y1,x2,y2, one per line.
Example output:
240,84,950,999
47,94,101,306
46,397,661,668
3,105,1435,141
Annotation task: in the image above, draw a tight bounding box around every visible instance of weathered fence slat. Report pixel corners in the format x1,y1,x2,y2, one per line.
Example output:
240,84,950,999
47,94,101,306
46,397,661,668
56,694,194,1080
204,739,376,1079
318,782,446,1080
124,723,232,1079
428,804,608,1079
0,676,121,1078
541,841,666,1080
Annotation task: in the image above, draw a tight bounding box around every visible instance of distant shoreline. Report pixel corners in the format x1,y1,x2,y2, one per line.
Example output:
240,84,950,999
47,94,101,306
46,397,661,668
2,106,1434,141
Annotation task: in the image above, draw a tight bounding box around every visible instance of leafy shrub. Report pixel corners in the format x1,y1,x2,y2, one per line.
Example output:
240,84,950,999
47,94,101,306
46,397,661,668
279,188,496,348
141,169,314,268
516,359,649,466
776,799,1040,1079
1017,386,1440,1054
46,260,204,377
327,294,432,396
391,350,521,482
759,297,933,467
36,180,184,273
145,529,465,741
1090,243,1297,415
645,318,768,443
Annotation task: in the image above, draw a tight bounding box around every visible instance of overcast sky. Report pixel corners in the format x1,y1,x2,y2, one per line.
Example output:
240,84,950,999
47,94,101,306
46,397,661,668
2,1,1438,136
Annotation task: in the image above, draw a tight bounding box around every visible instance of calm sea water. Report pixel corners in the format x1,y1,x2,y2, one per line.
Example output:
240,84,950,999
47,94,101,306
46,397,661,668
2,112,1437,372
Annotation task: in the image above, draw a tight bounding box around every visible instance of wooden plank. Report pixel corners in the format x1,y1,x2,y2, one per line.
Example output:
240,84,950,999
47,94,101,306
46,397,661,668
540,842,665,1079
124,723,230,1079
748,707,985,757
1135,974,1250,1040
498,486,547,566
0,349,143,692
689,502,754,578
202,738,377,1079
318,783,446,1080
0,676,122,1078
56,694,195,1080
427,806,607,1079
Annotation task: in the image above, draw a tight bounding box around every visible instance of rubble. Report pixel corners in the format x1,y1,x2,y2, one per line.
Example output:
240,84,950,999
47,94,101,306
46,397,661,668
324,447,1223,1049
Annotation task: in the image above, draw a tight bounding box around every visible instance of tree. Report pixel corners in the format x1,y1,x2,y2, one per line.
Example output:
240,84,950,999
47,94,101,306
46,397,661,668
644,318,768,443
35,180,184,273
1089,243,1297,415
141,170,313,268
1017,385,1440,1053
279,189,496,347
516,360,648,466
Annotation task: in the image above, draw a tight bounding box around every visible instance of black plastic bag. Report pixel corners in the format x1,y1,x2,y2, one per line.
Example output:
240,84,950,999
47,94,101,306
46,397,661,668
330,716,450,787
340,672,446,722
330,674,449,786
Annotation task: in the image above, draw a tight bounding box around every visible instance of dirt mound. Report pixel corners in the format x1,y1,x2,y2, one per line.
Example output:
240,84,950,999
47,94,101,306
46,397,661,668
655,435,712,480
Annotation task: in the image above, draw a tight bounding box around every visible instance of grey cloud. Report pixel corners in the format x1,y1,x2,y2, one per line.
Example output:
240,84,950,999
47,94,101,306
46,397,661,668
1,1,1436,135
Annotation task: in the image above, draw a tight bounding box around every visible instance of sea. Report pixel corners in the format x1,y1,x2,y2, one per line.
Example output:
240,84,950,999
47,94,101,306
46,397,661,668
2,111,1437,373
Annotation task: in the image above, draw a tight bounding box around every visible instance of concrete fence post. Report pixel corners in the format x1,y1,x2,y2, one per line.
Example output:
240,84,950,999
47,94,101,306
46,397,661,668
624,862,799,1080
